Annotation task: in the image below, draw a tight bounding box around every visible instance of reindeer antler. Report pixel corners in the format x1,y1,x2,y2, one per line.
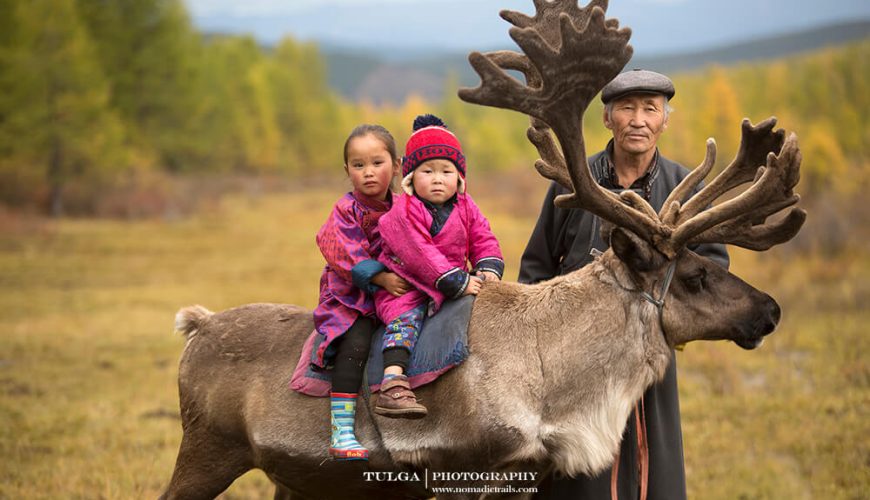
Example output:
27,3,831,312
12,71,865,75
459,0,671,248
661,118,805,254
458,0,806,258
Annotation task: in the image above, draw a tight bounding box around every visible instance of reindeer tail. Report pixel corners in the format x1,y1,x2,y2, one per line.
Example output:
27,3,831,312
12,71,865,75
174,305,213,339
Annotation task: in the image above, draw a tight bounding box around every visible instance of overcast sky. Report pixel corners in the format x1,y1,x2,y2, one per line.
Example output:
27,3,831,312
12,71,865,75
186,0,870,56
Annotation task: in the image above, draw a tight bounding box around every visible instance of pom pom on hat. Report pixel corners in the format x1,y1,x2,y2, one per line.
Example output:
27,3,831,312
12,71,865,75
402,114,466,179
413,114,447,131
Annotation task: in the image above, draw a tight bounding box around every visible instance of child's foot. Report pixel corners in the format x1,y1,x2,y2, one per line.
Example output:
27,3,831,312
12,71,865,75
330,394,369,460
374,375,428,419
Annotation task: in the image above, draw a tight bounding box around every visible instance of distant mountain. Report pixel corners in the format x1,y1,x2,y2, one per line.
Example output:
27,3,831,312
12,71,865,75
631,19,870,74
321,20,870,104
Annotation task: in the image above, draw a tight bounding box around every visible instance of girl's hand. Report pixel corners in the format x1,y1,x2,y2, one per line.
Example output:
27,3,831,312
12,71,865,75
372,271,411,297
475,270,500,282
463,276,483,296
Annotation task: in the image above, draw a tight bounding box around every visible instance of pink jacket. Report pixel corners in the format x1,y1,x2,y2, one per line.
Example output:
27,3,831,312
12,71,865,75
376,193,503,322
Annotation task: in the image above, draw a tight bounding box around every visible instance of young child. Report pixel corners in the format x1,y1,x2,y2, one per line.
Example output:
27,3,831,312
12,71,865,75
373,114,504,418
313,124,410,459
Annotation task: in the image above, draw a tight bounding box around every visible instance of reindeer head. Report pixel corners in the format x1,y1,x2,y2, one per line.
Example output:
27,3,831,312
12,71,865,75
459,0,806,349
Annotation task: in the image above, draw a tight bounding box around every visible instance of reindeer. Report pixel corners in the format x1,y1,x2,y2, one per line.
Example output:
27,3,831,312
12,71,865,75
160,1,806,499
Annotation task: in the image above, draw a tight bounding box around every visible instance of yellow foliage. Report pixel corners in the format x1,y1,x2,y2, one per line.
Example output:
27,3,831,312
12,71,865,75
243,63,281,171
698,66,742,169
398,94,431,128
799,122,851,196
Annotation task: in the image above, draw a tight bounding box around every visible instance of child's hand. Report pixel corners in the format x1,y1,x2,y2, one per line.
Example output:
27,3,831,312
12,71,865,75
463,276,483,296
372,271,411,297
475,270,500,282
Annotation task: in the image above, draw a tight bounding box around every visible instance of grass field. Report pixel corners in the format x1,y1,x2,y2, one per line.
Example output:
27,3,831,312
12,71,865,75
0,185,867,499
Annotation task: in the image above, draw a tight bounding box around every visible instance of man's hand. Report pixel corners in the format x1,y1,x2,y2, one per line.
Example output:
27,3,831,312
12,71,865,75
475,270,500,282
371,272,411,297
463,276,484,296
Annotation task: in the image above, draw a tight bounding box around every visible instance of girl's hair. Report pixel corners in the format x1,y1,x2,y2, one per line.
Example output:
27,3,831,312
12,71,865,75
343,124,398,164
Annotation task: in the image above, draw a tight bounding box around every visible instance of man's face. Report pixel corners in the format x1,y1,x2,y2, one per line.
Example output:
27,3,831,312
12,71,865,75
603,93,668,157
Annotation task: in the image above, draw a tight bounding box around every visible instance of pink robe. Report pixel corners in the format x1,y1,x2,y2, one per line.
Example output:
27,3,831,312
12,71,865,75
375,193,503,323
312,190,391,367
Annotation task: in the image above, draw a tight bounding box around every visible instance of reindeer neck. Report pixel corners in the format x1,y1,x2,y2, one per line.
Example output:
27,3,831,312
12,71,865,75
589,253,671,371
531,253,672,477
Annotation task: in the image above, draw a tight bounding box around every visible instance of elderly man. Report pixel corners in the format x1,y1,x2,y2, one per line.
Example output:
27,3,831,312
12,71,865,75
520,70,729,500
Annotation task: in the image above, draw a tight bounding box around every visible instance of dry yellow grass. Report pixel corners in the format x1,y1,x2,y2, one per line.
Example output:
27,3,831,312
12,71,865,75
0,187,866,499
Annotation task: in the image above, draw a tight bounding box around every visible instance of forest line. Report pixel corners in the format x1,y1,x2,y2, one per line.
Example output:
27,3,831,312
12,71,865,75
0,0,866,218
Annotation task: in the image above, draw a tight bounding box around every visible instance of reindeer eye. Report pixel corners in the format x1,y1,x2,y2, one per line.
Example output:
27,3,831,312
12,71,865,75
684,270,707,292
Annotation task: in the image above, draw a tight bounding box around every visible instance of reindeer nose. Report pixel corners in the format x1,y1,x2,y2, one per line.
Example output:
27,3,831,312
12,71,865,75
760,298,781,336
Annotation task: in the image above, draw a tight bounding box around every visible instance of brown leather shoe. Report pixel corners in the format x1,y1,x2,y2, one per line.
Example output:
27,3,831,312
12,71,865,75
374,375,428,419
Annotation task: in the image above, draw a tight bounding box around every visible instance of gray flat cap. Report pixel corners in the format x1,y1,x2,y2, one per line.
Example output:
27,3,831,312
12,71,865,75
601,69,675,104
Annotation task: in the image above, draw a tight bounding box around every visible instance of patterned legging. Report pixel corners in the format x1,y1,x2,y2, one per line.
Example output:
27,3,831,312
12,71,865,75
382,304,426,352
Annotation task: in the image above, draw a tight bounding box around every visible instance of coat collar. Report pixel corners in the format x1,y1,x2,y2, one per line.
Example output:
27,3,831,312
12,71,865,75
352,189,392,211
600,139,661,200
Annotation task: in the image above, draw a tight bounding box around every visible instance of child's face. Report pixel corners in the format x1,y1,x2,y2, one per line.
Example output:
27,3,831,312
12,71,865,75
412,159,459,205
344,134,397,200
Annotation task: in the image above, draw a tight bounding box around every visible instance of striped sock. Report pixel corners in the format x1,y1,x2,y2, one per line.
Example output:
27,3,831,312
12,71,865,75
382,373,402,384
329,393,368,460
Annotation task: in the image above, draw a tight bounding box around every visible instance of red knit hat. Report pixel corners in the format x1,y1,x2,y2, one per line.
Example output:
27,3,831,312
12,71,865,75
402,114,466,179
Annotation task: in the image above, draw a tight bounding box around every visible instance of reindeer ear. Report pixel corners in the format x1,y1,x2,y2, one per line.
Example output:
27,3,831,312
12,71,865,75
599,219,615,243
610,227,661,272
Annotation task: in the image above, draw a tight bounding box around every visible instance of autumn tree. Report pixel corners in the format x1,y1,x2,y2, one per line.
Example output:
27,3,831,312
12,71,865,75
75,0,205,171
0,0,125,214
698,66,742,170
268,38,347,173
194,36,283,172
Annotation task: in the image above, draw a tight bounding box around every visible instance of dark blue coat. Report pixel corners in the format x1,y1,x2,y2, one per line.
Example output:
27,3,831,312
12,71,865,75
519,143,729,500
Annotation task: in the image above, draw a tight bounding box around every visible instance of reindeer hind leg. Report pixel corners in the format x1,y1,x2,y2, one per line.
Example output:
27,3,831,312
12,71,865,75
273,482,321,500
160,430,252,500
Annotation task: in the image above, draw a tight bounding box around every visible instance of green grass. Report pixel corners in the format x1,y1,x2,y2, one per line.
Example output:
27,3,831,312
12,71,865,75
0,188,866,499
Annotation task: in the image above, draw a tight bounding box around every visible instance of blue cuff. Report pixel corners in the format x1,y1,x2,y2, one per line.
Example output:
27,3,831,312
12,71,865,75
472,257,505,279
435,268,470,299
352,259,387,295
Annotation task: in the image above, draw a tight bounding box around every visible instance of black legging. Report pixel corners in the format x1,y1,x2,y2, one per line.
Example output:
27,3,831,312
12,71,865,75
383,347,411,372
331,317,378,394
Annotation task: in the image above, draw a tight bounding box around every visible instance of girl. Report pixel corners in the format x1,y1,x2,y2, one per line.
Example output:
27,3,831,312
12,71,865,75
313,124,410,460
373,114,504,418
